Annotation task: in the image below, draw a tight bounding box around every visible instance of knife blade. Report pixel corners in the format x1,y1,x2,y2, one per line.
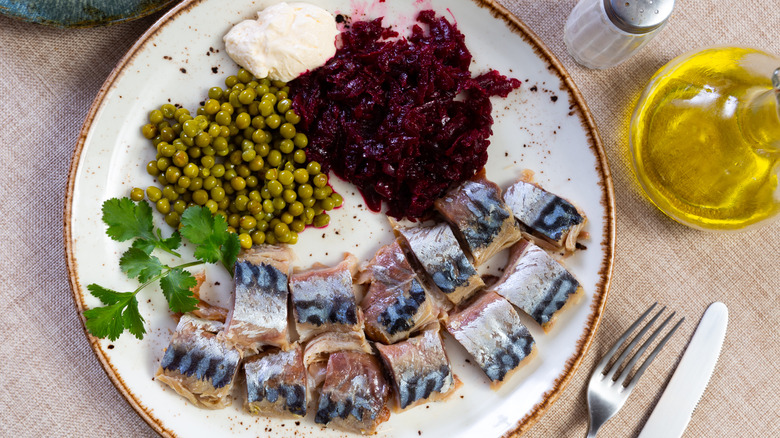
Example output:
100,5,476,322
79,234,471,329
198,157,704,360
638,301,728,438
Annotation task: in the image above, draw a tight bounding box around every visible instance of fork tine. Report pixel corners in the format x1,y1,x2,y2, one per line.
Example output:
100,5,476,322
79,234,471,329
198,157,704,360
604,305,666,380
624,316,685,392
594,303,657,374
615,311,677,385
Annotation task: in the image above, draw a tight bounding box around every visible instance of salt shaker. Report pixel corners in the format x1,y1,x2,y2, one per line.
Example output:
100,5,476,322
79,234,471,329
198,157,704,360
564,0,675,69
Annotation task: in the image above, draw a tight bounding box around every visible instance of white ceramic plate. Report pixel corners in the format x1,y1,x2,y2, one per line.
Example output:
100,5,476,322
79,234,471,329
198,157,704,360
65,0,615,436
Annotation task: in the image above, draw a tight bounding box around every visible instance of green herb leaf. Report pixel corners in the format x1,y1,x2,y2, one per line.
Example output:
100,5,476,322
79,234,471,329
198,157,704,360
181,207,232,264
84,285,145,341
160,231,182,252
160,268,199,313
102,198,155,242
131,239,156,255
119,247,164,283
221,232,240,275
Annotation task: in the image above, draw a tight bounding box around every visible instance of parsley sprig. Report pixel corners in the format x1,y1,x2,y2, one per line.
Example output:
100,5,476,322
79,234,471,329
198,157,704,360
83,198,240,341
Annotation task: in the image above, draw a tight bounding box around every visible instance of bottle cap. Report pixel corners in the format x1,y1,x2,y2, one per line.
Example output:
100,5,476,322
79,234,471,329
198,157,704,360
605,0,675,34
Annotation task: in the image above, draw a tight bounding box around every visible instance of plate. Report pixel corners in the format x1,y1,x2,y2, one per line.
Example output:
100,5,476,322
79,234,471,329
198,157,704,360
0,0,175,28
65,0,615,436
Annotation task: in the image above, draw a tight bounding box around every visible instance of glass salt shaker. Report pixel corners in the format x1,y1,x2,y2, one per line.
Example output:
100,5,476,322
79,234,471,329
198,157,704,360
564,0,675,69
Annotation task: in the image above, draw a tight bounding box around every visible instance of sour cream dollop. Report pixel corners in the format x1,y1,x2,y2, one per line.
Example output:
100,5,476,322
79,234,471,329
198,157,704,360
223,2,339,82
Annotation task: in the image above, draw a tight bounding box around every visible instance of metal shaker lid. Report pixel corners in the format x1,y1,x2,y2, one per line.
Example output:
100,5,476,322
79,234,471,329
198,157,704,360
605,0,675,34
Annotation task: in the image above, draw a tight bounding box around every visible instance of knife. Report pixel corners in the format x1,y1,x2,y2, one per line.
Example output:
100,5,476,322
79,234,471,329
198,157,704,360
638,301,728,438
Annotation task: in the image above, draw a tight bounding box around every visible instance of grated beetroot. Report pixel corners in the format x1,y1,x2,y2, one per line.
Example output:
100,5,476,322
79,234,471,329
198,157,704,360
290,10,521,220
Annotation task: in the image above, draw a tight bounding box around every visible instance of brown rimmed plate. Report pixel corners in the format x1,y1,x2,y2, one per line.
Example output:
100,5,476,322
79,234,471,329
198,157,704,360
65,0,615,436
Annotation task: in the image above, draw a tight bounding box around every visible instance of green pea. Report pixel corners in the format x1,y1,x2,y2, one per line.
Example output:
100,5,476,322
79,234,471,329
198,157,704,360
247,199,262,215
189,177,203,191
288,201,304,217
231,176,246,190
279,139,295,154
215,111,232,126
267,150,282,167
265,114,282,130
265,232,277,245
156,198,171,214
290,219,305,233
183,163,199,178
249,156,264,171
211,187,226,202
321,197,336,211
205,199,218,214
306,161,321,175
267,180,283,197
288,170,306,186
262,199,275,213
277,170,293,186
293,133,308,148
236,112,251,129
258,100,274,117
208,87,223,100
293,150,306,164
273,197,286,211
331,193,344,208
240,215,256,230
279,123,296,139
313,213,330,228
237,68,253,83
285,110,301,125
298,184,313,199
149,109,164,124
142,123,157,139
145,186,162,202
146,161,160,176
165,211,180,227
282,189,297,203
192,189,209,205
302,197,316,208
251,230,266,245
235,195,249,211
225,75,238,88
276,98,292,113
313,173,328,188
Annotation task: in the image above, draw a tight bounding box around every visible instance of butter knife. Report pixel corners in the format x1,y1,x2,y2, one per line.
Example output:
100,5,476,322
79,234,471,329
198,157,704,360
638,301,728,438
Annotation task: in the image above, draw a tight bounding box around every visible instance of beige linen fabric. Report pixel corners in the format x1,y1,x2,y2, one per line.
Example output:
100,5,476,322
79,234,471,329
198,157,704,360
0,1,777,437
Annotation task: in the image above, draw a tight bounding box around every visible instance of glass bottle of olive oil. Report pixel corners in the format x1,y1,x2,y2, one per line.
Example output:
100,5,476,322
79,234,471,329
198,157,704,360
630,47,780,230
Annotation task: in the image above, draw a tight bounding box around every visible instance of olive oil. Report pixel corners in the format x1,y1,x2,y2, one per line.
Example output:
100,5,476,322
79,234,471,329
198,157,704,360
630,47,780,230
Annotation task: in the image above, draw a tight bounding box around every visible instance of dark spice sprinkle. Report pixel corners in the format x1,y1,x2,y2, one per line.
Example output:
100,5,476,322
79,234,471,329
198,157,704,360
215,281,220,286
180,68,187,73
212,67,219,73
108,344,115,349
529,85,538,92
551,95,558,102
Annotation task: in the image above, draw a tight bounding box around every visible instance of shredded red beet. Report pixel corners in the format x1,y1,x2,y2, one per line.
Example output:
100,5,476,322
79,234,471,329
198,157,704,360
290,10,521,220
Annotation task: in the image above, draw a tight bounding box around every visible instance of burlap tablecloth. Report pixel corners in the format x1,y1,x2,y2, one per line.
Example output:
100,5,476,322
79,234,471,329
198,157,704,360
1,1,777,436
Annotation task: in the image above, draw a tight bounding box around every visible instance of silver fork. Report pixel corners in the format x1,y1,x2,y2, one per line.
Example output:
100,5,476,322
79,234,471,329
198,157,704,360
585,303,684,438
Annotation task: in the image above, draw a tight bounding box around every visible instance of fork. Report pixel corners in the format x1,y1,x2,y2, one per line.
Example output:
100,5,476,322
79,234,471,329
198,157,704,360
585,303,684,438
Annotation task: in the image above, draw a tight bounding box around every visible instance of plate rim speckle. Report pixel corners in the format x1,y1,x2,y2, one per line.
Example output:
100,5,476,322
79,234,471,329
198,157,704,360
64,0,615,436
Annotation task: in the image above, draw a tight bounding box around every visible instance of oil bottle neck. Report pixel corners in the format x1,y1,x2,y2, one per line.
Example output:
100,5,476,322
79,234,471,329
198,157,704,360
740,68,780,155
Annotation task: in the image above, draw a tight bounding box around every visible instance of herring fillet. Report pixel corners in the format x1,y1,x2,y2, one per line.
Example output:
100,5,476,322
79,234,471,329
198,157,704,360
244,344,307,418
434,170,522,267
489,240,583,332
446,292,536,388
314,351,391,434
156,314,242,409
289,254,363,342
395,222,484,305
224,245,293,354
503,179,586,252
360,241,440,344
376,325,459,411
